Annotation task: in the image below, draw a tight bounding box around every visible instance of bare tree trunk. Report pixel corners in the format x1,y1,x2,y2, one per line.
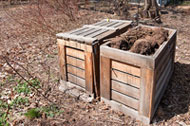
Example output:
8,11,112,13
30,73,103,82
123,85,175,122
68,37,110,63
141,0,160,19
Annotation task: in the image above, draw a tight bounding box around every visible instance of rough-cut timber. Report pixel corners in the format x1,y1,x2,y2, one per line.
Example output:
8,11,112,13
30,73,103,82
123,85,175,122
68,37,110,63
100,25,177,124
57,19,132,98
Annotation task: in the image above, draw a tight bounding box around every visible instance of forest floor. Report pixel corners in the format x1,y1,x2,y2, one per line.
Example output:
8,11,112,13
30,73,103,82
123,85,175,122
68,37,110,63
0,2,190,126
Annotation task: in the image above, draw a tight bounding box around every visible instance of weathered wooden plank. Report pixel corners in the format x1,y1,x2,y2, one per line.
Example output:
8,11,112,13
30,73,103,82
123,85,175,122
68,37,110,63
112,60,140,77
111,90,139,110
111,69,140,88
96,30,116,43
83,25,115,30
94,20,106,26
102,19,132,23
82,28,101,36
98,21,111,27
85,52,94,93
155,37,174,73
116,22,132,30
69,27,89,34
100,56,111,99
56,33,97,43
67,73,85,88
112,80,140,99
87,29,108,38
75,27,95,36
154,29,177,68
66,56,85,69
57,39,67,80
155,59,172,96
100,45,154,69
64,41,92,52
155,51,173,82
66,47,85,60
139,68,155,118
104,21,118,27
101,97,150,124
153,63,173,120
110,22,124,28
67,65,85,79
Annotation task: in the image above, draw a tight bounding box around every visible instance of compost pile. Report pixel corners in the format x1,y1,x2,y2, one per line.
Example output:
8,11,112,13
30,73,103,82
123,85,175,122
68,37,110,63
109,26,169,55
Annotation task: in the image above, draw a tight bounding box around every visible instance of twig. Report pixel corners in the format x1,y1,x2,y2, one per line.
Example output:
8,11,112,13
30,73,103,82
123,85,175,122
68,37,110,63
3,56,56,105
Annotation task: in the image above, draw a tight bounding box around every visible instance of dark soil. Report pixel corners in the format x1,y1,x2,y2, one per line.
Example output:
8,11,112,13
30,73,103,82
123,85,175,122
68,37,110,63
109,26,169,55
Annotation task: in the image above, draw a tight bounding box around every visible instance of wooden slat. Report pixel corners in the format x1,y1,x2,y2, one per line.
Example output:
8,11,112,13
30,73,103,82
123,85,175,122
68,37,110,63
101,97,150,124
155,51,173,82
75,28,95,36
153,62,173,118
67,73,85,88
139,68,155,118
66,47,85,60
111,70,140,88
87,29,108,38
94,20,106,26
156,59,172,94
112,80,140,99
67,65,85,79
69,27,89,34
82,28,101,37
83,25,115,30
116,22,132,30
57,39,67,80
64,40,92,52
66,56,85,69
96,30,116,43
105,21,118,27
100,56,111,99
100,45,154,69
98,21,113,27
111,90,139,110
102,19,131,23
56,33,97,43
85,52,94,93
110,22,124,28
112,60,140,77
155,35,175,81
154,29,177,68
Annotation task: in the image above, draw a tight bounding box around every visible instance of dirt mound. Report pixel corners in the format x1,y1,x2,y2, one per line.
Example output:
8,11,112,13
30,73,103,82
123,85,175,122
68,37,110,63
109,26,169,55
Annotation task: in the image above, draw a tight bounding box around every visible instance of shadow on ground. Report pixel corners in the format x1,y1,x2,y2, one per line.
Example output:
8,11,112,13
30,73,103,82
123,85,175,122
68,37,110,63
153,62,190,123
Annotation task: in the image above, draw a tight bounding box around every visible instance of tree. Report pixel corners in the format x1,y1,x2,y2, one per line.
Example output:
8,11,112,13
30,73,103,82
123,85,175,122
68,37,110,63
141,0,160,19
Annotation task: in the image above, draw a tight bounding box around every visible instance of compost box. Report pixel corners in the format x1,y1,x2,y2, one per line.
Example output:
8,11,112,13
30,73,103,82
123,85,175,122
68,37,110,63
56,19,132,100
100,25,177,124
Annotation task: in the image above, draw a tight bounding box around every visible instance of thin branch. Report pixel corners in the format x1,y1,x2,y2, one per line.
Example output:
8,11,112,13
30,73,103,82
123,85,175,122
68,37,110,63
2,56,57,105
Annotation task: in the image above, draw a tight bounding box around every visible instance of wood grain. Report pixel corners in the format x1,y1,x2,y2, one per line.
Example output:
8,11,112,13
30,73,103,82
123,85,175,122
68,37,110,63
155,59,172,100
85,52,94,93
112,60,140,77
66,56,85,69
139,68,155,118
100,46,154,69
100,56,111,99
57,39,67,81
67,65,85,79
101,97,150,124
66,47,85,60
68,73,85,88
111,69,140,88
64,40,92,52
111,90,139,110
112,80,140,99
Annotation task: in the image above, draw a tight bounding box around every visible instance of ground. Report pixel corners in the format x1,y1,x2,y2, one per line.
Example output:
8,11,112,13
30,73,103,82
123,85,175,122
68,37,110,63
0,1,190,126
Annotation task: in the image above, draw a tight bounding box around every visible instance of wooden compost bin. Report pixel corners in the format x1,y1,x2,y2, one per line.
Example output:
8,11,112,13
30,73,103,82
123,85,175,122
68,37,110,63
100,25,177,124
56,19,132,97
